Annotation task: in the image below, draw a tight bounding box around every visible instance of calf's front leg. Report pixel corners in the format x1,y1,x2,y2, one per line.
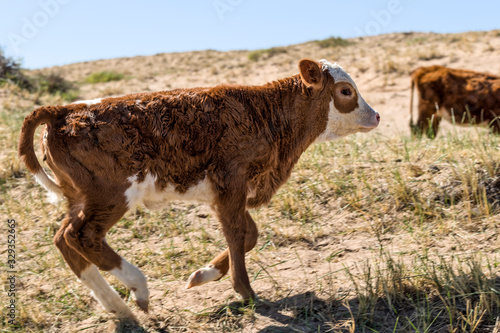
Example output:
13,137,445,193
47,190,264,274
220,205,256,300
204,183,256,301
186,211,258,289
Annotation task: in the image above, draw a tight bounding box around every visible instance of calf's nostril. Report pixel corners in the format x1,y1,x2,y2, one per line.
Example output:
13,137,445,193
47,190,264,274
376,114,380,122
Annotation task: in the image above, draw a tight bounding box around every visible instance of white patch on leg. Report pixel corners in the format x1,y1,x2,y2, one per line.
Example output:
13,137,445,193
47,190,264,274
186,264,223,289
79,264,134,318
109,257,149,305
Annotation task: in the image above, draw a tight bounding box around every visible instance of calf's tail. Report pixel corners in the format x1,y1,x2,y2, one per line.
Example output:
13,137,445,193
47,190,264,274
18,106,64,201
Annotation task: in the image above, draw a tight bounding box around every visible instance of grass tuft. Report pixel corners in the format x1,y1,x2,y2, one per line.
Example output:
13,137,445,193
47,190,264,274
247,47,287,62
343,251,500,332
314,36,352,48
85,71,125,83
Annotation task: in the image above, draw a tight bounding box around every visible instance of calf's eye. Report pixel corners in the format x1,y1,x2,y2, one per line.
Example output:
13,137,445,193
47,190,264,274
341,88,351,96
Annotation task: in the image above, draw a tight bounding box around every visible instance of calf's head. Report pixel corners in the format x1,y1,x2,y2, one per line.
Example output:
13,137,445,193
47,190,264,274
299,59,380,141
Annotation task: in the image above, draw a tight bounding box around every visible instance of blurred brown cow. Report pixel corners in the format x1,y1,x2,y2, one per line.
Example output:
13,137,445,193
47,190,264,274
410,65,500,137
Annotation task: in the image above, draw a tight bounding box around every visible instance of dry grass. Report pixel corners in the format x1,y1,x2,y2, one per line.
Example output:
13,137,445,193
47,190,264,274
1,30,500,332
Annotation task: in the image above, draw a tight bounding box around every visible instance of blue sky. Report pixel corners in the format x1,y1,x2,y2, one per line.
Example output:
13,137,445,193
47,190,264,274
0,0,499,69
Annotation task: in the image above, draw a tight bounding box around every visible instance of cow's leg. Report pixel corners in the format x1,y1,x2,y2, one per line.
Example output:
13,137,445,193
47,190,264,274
415,100,441,138
109,257,149,312
63,199,149,315
186,211,258,289
198,183,256,301
54,211,135,319
222,205,255,300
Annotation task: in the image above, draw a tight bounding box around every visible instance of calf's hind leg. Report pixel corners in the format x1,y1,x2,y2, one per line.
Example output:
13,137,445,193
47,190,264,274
54,212,135,318
109,256,149,312
186,211,258,289
62,200,149,314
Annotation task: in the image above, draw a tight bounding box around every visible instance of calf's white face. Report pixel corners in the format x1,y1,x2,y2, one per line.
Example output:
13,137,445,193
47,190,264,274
299,59,380,142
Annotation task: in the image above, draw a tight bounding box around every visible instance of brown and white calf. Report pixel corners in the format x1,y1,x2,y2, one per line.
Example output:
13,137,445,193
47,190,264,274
410,65,500,137
19,59,379,318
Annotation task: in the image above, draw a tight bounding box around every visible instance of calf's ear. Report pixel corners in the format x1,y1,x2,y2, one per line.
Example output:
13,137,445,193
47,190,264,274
299,59,323,89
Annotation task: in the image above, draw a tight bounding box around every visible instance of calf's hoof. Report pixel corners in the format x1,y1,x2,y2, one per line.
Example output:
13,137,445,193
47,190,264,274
186,264,223,289
135,299,149,313
236,292,259,305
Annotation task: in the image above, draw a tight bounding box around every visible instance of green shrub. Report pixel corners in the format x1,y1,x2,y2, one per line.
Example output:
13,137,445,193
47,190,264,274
0,49,78,101
248,47,287,62
32,73,79,102
314,36,352,48
85,71,124,83
34,73,73,95
0,50,32,90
